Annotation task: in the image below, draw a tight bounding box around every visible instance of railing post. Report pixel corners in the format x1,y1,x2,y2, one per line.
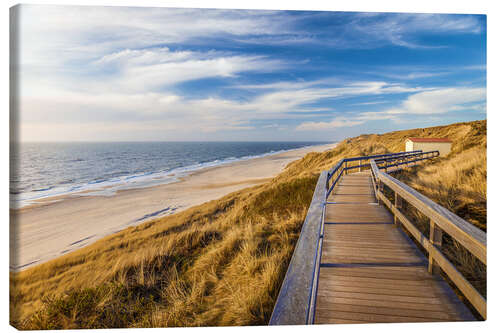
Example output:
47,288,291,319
345,161,348,175
378,178,383,200
358,159,361,173
394,193,402,226
428,220,443,275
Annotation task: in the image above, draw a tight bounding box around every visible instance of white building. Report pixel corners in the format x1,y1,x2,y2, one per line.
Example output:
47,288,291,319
405,137,452,156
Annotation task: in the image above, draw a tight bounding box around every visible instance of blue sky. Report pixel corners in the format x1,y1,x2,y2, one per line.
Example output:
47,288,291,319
16,5,486,141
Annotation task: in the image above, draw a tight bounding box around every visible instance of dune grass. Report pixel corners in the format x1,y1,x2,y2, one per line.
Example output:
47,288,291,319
10,120,486,328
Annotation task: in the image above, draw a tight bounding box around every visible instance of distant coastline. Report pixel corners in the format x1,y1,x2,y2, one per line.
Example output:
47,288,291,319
11,141,332,209
10,142,336,271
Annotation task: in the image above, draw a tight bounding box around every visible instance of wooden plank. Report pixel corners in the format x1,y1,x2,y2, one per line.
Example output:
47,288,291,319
337,182,372,187
314,317,370,324
323,238,422,250
316,303,455,320
319,290,445,305
321,266,433,280
315,309,445,323
325,226,408,235
317,295,456,312
335,182,372,187
329,194,376,203
325,206,392,222
323,246,418,254
315,292,471,320
333,188,374,195
323,284,436,297
323,238,409,245
322,252,423,261
326,229,408,237
321,255,422,264
319,273,434,286
321,279,441,292
322,241,416,250
323,272,432,283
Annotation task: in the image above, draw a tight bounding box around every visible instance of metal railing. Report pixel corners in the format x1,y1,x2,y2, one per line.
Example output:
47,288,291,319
325,150,434,199
374,150,439,173
269,150,439,325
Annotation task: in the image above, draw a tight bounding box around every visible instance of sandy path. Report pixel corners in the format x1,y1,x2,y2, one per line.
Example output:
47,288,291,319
10,143,335,271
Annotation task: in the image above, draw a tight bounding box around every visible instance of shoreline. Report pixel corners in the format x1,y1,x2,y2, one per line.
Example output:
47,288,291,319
12,142,330,210
10,142,336,271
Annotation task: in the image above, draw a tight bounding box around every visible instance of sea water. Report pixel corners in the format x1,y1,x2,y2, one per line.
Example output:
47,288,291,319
10,141,328,208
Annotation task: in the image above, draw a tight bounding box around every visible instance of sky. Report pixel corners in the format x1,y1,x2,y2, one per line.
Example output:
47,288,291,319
13,5,487,142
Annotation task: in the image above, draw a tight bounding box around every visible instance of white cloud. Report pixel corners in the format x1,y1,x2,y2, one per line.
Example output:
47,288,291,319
21,45,287,96
295,86,486,132
18,5,292,67
92,47,193,67
351,101,389,106
296,118,364,131
241,81,426,114
113,54,285,93
350,13,483,49
385,87,486,115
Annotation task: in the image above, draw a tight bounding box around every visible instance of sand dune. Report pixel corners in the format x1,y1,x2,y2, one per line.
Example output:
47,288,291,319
10,143,335,271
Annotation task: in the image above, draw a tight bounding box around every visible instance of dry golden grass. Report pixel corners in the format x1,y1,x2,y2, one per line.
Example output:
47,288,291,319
10,119,486,328
11,176,318,328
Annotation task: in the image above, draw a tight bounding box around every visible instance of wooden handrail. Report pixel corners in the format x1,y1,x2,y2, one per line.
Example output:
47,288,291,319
269,171,328,325
370,159,487,319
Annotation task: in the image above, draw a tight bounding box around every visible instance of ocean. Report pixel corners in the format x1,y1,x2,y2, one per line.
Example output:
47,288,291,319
10,141,328,208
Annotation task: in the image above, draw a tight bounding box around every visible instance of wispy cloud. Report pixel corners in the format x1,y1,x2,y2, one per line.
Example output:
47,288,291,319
295,86,486,131
385,87,486,115
351,101,389,106
348,13,483,49
19,6,293,65
94,49,286,93
296,118,364,131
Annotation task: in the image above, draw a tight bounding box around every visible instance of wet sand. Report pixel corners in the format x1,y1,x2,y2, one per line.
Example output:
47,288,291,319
10,143,336,271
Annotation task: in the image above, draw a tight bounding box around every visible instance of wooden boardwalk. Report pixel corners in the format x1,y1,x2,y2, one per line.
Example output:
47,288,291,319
314,171,474,324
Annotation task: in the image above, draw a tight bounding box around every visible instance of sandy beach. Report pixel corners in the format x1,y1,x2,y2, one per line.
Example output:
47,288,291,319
10,143,336,271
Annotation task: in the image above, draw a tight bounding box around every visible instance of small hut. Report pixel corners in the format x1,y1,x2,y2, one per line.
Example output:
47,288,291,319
405,137,452,156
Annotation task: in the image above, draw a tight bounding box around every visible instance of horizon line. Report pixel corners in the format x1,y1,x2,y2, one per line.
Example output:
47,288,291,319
13,140,337,144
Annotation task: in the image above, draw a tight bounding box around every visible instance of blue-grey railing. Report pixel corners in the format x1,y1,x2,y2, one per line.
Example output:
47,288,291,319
269,149,440,325
375,150,439,172
325,150,433,199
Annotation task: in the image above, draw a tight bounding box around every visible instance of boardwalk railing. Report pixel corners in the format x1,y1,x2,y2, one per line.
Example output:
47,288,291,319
374,150,439,173
325,150,435,199
370,159,487,319
270,150,438,325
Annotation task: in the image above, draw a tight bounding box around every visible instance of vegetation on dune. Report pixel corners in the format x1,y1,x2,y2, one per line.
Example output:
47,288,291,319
10,120,486,329
11,176,319,328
